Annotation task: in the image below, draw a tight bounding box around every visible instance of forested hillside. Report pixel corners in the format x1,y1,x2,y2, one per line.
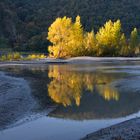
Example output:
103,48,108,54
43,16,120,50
0,0,140,52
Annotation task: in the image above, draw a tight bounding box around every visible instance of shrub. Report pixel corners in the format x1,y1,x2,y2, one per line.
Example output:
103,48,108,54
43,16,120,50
0,52,22,61
26,54,46,60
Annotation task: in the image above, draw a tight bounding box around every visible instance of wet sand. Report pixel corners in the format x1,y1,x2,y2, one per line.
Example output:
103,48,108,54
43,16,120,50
0,72,37,130
0,69,56,131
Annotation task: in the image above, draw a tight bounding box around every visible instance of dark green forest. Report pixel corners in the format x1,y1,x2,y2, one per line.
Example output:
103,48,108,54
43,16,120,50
0,0,140,52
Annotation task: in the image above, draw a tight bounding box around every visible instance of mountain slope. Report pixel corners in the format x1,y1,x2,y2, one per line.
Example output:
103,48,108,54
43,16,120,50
0,0,140,51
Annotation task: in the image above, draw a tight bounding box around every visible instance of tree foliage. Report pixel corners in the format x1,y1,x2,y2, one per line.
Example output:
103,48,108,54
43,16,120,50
119,34,129,56
1,0,140,52
84,30,97,56
47,16,140,58
96,20,122,56
129,28,139,55
47,16,84,58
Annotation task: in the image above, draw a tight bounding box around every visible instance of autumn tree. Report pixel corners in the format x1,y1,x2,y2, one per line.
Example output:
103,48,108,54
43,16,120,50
119,34,129,56
47,16,139,57
47,16,84,58
129,28,139,55
84,30,97,56
47,16,72,58
96,20,122,56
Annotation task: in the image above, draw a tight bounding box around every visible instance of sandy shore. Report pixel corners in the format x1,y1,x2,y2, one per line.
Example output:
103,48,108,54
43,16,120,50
0,72,35,130
82,118,140,140
67,57,140,63
0,71,55,130
0,57,140,66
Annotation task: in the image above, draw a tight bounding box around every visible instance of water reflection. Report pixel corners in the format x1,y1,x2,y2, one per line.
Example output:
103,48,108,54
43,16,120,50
1,64,140,120
48,65,119,107
47,65,140,120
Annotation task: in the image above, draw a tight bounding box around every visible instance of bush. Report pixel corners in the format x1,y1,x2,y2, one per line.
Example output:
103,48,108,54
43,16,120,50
0,52,22,61
26,54,46,60
0,52,47,61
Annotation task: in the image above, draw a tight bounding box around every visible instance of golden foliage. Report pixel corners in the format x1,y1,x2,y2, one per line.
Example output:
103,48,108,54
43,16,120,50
129,28,139,55
84,30,97,56
47,65,120,107
26,54,46,60
0,52,22,61
47,16,140,57
47,16,84,58
96,20,122,56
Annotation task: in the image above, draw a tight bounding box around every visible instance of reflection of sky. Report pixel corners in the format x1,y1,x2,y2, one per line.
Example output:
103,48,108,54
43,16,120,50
0,111,140,140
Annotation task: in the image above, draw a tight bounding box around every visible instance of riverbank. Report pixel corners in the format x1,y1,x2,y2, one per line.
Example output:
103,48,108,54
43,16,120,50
0,71,55,130
0,72,36,130
1,57,140,66
82,117,140,140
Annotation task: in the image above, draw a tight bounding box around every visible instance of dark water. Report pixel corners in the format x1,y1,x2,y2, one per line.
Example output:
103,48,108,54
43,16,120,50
1,62,140,140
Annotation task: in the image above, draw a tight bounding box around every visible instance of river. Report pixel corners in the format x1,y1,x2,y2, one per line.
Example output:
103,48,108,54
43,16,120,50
0,61,140,140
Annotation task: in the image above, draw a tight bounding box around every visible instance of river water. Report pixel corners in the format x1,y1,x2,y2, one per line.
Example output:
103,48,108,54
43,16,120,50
0,61,140,140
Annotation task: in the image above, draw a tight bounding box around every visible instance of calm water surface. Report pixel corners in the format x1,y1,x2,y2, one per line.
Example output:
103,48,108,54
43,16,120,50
0,62,140,140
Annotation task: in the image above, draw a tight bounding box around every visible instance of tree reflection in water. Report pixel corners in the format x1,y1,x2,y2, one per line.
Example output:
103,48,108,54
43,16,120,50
47,65,119,107
1,64,140,119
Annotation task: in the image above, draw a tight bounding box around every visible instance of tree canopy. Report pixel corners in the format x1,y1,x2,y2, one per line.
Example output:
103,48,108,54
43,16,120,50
47,16,140,58
1,0,140,52
48,16,84,58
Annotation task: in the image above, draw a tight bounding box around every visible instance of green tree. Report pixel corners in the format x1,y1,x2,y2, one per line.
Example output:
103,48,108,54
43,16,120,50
0,37,9,48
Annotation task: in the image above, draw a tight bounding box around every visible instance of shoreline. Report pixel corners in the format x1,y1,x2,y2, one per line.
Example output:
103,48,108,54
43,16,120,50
81,117,140,140
0,71,36,130
0,71,56,130
0,57,140,66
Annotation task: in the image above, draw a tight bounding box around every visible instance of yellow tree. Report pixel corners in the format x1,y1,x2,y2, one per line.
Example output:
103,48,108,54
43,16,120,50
96,20,122,56
119,34,130,56
47,16,84,58
129,28,139,55
68,16,85,56
47,17,72,58
84,30,97,56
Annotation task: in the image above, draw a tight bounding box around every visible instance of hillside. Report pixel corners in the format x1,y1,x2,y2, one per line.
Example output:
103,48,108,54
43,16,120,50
0,0,140,52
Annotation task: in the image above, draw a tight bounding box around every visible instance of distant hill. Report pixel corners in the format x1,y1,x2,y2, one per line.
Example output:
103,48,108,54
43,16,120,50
0,0,140,52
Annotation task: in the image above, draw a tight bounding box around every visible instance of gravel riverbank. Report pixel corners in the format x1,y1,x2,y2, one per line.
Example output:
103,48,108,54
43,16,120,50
82,118,140,140
0,72,37,130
